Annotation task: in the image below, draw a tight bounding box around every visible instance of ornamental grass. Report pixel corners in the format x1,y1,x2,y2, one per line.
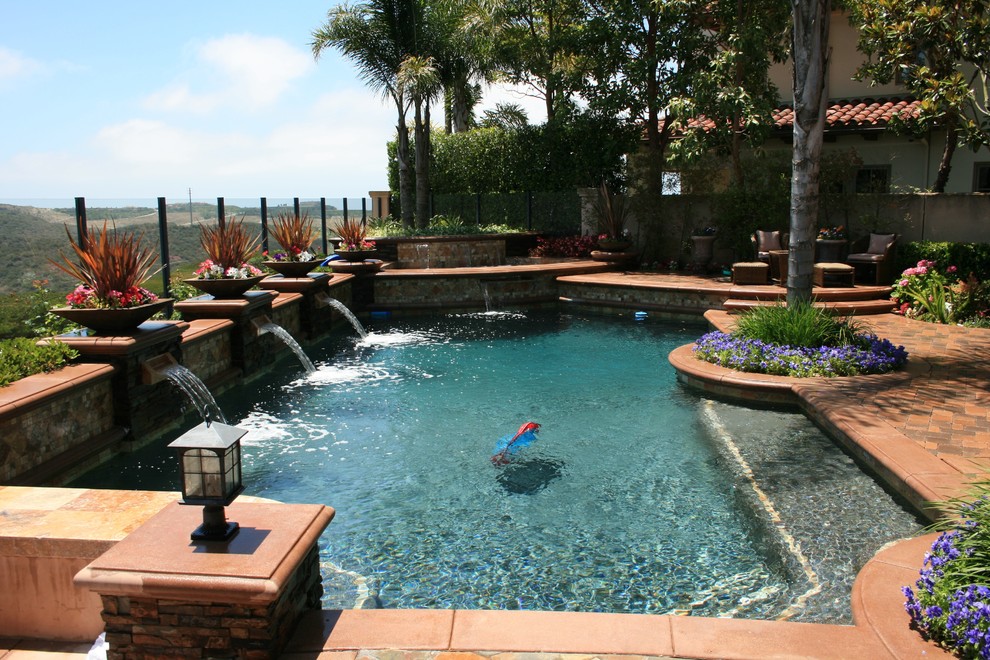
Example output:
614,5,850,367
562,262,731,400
199,215,260,270
270,210,318,258
335,216,375,251
49,222,159,307
693,301,908,377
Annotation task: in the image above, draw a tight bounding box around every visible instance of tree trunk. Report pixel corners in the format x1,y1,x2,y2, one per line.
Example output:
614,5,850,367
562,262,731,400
414,99,431,229
788,0,830,305
396,119,414,229
452,77,470,133
932,114,958,193
730,0,746,188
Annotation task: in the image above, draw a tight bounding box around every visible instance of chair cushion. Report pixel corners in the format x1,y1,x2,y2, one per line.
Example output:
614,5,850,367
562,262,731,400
756,230,782,251
868,233,896,255
847,253,885,263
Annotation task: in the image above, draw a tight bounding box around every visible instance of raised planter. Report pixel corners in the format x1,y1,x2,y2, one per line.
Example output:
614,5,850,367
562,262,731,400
263,259,324,278
184,276,265,299
50,299,171,333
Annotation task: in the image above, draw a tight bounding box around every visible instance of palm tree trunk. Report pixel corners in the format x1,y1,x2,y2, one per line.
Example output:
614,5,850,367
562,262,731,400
788,0,830,305
414,99,431,229
397,119,414,229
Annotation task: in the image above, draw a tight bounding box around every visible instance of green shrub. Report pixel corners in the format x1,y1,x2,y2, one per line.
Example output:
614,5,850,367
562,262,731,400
0,337,78,387
733,300,867,349
898,242,990,282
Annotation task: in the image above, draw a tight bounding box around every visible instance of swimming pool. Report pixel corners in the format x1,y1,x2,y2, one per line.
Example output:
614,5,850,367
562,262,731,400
72,311,921,622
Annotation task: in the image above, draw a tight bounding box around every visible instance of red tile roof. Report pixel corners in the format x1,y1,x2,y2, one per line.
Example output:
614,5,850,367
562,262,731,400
675,97,921,133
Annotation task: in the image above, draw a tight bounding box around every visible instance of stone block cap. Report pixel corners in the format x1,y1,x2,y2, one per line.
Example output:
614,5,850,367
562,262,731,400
74,501,334,605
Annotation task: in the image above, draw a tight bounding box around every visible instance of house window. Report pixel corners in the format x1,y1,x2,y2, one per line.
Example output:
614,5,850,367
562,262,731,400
974,163,990,192
856,166,891,193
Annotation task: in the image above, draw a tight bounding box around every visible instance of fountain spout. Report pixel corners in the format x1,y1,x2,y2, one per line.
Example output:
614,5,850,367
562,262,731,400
252,316,316,373
140,354,227,425
315,293,368,338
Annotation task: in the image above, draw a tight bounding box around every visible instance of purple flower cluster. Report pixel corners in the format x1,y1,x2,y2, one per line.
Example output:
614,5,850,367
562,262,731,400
904,529,990,658
692,331,908,377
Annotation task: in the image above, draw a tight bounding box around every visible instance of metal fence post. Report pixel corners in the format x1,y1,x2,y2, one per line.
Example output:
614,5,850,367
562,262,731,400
217,197,225,227
260,197,269,253
293,197,301,219
475,193,481,225
343,198,349,223
157,197,172,311
526,190,533,230
362,197,367,226
74,197,87,245
321,197,328,255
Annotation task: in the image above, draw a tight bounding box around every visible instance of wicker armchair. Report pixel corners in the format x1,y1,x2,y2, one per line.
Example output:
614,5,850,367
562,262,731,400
846,233,898,284
751,230,788,263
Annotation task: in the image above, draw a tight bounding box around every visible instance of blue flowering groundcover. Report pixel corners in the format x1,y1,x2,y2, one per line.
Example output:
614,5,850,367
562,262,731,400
693,331,908,378
904,498,990,659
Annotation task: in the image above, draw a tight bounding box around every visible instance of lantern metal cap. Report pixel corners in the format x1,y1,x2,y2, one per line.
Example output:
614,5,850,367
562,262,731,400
168,421,248,450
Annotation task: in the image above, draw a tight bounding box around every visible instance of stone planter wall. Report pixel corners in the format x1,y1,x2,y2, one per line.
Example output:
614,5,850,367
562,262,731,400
0,365,119,485
395,237,506,268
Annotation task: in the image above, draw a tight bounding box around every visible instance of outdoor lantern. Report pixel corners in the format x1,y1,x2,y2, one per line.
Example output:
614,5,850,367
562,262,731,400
168,421,247,542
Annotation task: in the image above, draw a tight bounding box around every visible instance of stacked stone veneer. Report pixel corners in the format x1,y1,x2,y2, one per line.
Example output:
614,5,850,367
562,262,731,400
99,546,322,660
396,238,505,269
0,365,117,484
180,321,235,386
373,273,558,310
558,280,725,319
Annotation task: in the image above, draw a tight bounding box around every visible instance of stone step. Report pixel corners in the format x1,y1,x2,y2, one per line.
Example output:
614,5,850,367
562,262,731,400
722,298,896,315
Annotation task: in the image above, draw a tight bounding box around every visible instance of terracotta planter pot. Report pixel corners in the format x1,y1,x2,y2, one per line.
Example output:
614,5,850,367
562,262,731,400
50,299,172,333
184,276,265,299
263,259,323,278
330,259,383,274
334,249,379,262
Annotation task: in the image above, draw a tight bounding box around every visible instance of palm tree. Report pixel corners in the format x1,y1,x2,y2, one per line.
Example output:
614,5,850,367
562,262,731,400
398,55,441,227
312,0,422,228
432,0,496,133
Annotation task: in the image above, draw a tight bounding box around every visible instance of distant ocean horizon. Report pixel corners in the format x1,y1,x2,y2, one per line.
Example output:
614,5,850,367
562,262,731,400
0,197,371,210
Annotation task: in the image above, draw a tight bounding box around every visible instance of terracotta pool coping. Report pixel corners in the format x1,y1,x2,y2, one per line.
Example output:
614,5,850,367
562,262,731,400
277,533,950,658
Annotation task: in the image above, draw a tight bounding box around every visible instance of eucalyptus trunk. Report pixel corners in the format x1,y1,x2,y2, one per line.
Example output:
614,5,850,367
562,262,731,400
414,100,432,229
788,0,830,305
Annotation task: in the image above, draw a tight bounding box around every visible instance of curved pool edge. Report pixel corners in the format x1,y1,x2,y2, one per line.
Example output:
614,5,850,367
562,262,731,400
283,534,951,659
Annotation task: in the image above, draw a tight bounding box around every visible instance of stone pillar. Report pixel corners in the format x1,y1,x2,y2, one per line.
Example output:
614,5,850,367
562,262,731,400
175,291,280,377
75,501,334,659
258,273,353,340
368,191,391,219
40,322,190,439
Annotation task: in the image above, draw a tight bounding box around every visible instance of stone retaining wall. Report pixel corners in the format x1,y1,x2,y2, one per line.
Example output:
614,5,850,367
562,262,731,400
0,365,118,485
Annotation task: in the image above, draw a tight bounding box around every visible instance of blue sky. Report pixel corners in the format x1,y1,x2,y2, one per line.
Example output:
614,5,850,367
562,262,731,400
0,2,542,205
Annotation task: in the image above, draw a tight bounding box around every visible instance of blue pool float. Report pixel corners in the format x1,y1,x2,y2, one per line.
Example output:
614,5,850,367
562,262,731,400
491,422,541,465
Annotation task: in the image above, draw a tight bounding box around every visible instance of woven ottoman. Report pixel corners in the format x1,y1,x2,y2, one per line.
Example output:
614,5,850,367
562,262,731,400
813,262,855,287
732,261,769,285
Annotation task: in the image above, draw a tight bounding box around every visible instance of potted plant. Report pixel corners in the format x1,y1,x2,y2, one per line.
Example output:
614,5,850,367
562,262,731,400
816,225,848,262
49,222,169,333
185,215,264,298
333,216,378,261
263,211,323,277
690,225,718,272
593,182,632,252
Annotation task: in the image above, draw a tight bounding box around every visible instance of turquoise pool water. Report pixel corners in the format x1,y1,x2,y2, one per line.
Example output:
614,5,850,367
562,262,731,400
72,311,922,621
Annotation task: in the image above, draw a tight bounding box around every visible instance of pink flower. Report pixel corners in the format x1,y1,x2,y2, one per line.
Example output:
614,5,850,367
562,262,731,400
948,265,958,273
900,279,910,287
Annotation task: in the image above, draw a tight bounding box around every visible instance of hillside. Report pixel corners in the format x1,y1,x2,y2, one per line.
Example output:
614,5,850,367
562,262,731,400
0,203,338,294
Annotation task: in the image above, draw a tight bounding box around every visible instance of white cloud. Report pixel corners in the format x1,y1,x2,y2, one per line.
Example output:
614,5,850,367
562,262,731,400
143,34,314,113
0,46,44,82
